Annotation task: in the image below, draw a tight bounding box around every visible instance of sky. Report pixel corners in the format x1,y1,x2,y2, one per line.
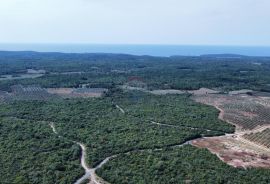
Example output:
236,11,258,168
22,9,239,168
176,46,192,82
0,0,270,46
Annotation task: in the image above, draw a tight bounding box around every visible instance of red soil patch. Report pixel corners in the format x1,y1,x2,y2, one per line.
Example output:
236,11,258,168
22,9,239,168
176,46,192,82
192,136,270,168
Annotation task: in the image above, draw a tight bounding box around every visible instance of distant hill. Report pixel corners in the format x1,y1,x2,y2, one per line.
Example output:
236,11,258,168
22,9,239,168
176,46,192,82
200,54,247,58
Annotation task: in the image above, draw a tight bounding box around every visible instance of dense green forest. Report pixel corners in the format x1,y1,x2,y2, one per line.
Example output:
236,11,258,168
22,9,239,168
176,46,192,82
97,145,270,184
0,117,83,184
0,92,232,168
1,51,270,91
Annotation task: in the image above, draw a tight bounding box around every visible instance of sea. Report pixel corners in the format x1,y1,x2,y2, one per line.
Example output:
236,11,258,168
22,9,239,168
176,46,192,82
0,44,269,57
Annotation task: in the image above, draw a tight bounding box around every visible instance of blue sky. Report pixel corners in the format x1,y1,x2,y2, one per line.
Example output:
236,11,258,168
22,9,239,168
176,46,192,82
0,0,269,46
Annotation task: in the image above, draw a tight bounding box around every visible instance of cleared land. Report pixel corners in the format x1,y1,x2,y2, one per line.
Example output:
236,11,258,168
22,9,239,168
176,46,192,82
47,88,108,98
192,93,270,168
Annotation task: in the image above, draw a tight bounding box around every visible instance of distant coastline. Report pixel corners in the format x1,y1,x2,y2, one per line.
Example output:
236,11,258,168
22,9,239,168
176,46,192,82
0,44,270,57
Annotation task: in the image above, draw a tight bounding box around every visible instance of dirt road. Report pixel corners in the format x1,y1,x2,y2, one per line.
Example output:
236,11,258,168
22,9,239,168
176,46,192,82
49,123,106,184
115,104,125,114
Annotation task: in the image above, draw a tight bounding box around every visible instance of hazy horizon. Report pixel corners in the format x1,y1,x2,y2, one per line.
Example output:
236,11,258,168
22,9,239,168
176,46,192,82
1,43,270,57
1,0,270,46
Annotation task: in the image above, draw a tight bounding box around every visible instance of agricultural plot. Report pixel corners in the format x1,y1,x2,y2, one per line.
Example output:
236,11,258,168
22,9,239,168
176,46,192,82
0,85,107,103
194,94,270,130
222,102,270,130
10,85,56,101
47,88,108,98
0,85,56,102
243,128,270,149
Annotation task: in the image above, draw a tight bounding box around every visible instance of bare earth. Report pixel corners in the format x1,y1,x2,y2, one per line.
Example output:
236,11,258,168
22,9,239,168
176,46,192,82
192,134,270,169
121,85,220,96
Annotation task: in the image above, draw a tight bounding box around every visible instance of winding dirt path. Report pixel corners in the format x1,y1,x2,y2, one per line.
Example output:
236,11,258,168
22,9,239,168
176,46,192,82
74,143,92,184
90,138,195,173
115,105,125,114
150,121,214,132
115,104,215,132
49,123,106,184
73,104,206,180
